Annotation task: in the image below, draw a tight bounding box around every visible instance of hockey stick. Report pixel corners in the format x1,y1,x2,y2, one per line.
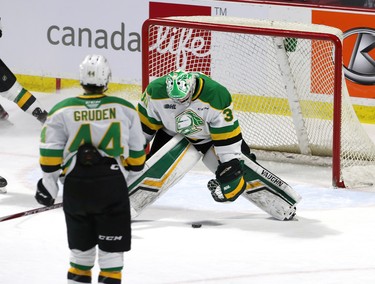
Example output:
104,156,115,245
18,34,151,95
0,202,63,222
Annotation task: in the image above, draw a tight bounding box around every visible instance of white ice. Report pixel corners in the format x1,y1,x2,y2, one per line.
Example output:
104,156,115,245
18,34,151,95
1,90,375,284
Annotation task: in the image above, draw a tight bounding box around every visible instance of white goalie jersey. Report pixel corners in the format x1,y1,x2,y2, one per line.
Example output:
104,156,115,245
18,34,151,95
137,73,243,163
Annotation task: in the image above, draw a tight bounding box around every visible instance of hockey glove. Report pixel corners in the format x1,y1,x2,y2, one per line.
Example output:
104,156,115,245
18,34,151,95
207,159,246,202
36,179,55,206
35,170,60,206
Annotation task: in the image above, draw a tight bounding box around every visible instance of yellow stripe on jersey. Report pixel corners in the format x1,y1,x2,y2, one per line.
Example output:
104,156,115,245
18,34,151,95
123,155,146,168
210,125,241,141
39,156,63,166
138,112,163,131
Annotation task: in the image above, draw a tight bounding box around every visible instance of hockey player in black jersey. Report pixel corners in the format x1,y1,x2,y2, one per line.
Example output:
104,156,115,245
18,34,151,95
0,17,48,123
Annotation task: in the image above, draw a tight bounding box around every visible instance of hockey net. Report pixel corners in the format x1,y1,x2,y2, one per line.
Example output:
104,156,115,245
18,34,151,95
142,16,375,188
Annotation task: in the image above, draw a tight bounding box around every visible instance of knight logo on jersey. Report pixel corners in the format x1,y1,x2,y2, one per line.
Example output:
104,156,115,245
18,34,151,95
175,110,203,136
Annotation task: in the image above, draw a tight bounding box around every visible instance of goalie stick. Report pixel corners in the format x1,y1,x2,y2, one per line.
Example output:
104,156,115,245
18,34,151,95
0,202,63,222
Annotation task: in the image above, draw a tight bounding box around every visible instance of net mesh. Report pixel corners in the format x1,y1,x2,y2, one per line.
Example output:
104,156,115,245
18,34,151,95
144,16,375,188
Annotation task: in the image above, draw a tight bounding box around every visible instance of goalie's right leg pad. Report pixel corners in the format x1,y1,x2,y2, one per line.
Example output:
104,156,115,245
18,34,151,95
127,134,202,218
241,155,301,220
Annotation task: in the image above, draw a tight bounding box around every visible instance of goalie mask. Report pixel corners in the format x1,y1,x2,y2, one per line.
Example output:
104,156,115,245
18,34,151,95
166,70,197,105
79,54,111,92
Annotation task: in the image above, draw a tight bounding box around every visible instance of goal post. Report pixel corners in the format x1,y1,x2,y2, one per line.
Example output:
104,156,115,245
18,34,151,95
141,16,375,188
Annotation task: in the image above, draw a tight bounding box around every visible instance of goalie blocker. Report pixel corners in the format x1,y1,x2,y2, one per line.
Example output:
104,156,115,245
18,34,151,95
127,134,301,220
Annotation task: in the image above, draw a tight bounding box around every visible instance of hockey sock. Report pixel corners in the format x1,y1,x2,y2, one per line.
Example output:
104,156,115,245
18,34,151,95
67,266,92,284
98,270,122,284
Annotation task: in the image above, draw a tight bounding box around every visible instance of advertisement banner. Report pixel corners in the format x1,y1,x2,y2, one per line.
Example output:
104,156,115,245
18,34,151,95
312,10,375,99
0,0,148,84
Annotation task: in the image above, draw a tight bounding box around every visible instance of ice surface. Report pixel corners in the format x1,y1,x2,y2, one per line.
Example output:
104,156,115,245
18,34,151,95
1,90,375,284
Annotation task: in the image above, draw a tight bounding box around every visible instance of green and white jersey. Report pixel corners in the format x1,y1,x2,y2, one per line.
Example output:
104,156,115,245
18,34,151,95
138,73,243,162
40,94,146,175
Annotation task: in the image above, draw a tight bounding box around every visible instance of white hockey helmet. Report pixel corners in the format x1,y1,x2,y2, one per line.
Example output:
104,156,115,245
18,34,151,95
79,54,111,90
166,70,197,105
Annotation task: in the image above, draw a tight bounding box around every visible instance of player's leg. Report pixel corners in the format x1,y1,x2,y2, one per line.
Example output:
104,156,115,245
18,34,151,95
65,212,96,284
95,192,129,284
64,175,96,284
97,250,123,284
95,190,130,284
0,59,48,123
66,144,131,283
94,166,130,284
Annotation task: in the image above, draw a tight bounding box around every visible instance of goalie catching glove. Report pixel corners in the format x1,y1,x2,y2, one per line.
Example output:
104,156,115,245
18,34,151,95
207,159,246,202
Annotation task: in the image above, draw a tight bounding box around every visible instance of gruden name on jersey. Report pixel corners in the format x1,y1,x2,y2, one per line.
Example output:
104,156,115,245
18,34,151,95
73,107,116,121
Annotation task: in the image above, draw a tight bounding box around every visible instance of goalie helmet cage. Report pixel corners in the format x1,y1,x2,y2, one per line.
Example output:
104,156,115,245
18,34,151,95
141,16,375,188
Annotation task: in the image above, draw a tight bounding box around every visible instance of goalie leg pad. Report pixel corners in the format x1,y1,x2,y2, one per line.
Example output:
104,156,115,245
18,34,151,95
127,134,202,218
244,188,296,220
241,154,301,221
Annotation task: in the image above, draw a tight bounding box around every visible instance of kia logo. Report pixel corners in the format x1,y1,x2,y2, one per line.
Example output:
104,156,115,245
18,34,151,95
343,28,375,85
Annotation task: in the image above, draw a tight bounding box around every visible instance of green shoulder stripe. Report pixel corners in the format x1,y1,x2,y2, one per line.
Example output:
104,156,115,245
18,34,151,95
209,120,240,134
138,104,163,126
49,97,85,115
100,96,136,110
147,76,170,100
195,75,232,110
49,95,136,115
